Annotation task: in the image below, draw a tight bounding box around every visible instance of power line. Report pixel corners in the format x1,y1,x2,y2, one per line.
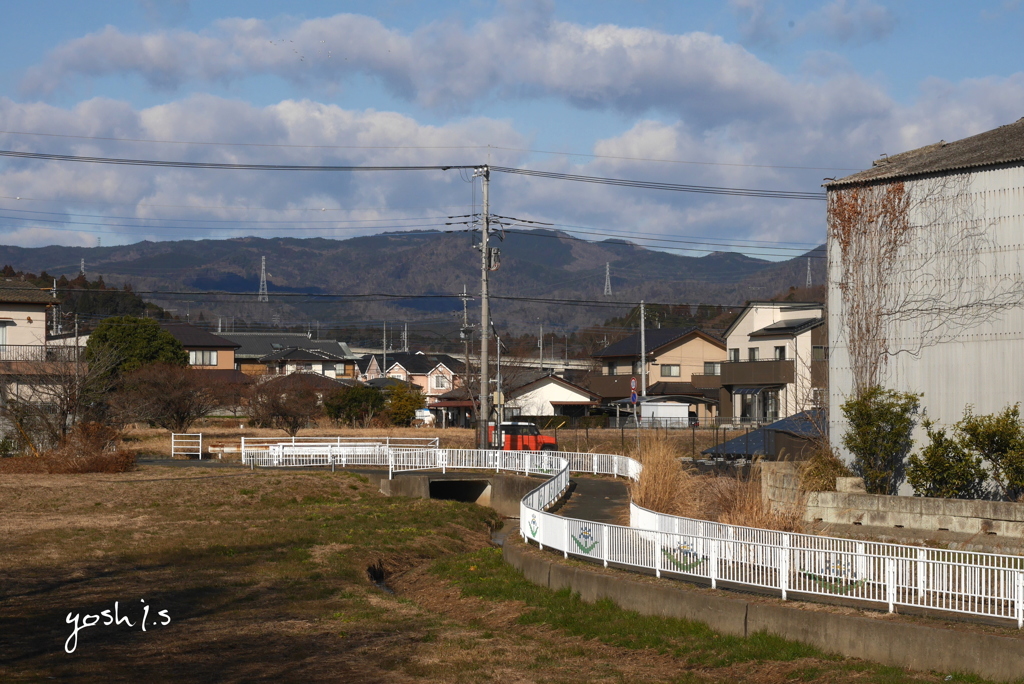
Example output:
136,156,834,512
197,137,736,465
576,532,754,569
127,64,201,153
0,149,471,172
490,166,826,201
0,129,861,171
0,149,825,201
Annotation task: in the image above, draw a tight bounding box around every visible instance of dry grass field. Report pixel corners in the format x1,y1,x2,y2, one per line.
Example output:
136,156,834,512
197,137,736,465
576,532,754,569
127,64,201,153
0,458,996,683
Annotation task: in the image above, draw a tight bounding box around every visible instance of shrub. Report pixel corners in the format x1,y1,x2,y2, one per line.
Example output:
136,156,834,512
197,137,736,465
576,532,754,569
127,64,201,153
384,384,425,427
957,405,1024,501
906,419,987,499
841,386,920,494
41,422,135,474
324,386,385,427
799,442,854,492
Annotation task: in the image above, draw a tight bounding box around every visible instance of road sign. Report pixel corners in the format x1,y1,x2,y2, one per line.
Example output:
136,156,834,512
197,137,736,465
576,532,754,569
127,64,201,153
630,377,637,391
630,391,638,404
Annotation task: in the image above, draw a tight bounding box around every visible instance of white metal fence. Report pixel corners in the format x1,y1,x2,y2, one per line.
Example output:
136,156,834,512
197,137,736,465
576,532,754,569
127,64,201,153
171,433,202,459
238,438,1024,628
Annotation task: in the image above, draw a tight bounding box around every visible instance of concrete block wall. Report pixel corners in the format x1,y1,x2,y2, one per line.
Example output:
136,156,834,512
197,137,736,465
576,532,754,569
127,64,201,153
760,461,1024,541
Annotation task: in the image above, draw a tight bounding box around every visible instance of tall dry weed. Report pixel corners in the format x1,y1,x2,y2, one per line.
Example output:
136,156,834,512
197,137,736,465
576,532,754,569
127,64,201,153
630,435,803,532
799,441,853,492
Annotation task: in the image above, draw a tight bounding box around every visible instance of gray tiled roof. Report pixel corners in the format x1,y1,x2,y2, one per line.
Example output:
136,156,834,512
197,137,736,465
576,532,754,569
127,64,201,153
0,280,57,305
160,322,241,349
220,333,357,360
827,118,1024,187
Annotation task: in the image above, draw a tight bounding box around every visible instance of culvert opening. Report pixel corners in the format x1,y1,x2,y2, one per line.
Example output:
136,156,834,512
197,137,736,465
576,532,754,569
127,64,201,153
366,561,394,594
429,479,491,505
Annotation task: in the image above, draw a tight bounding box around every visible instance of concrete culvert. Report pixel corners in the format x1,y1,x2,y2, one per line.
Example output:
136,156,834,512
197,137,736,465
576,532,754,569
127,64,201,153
428,479,491,506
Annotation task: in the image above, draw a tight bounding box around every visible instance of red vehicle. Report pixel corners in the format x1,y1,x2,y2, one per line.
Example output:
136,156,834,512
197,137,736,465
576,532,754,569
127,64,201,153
488,422,558,451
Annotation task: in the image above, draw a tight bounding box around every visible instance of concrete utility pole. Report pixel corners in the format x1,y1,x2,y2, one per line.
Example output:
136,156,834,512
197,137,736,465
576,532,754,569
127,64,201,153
640,300,647,397
538,324,544,370
382,321,387,379
460,285,473,427
475,165,491,450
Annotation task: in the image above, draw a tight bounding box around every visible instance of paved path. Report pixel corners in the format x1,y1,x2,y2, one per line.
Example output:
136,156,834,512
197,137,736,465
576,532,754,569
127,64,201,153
551,476,630,525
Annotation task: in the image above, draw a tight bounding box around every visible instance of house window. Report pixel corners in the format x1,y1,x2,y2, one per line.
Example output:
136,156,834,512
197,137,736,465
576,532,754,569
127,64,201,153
660,364,680,377
748,348,759,362
812,388,827,408
433,375,449,389
812,345,828,361
607,361,617,375
189,350,218,366
775,346,786,360
703,362,721,375
322,363,335,374
728,348,739,362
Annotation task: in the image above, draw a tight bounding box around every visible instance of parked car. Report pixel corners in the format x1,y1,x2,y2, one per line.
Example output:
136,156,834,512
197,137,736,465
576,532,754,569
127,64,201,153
488,422,558,451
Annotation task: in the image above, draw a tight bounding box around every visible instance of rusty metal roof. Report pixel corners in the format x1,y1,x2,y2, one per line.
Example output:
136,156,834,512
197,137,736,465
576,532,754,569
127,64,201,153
827,118,1024,188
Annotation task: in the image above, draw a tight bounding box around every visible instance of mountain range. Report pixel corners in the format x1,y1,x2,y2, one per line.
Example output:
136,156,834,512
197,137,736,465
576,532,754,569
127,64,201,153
0,230,825,334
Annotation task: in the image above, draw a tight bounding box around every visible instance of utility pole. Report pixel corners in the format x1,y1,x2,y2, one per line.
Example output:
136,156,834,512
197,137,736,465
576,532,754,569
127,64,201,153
640,300,647,397
538,324,544,370
403,323,408,352
460,285,474,427
806,257,812,289
382,321,387,379
475,165,491,450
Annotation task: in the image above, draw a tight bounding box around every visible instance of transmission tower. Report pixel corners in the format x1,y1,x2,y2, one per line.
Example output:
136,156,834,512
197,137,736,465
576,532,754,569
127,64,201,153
805,257,812,289
258,256,269,302
604,262,612,296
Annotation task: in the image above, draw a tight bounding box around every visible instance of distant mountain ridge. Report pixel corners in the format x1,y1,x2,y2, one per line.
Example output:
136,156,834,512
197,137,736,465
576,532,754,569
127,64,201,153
0,230,825,332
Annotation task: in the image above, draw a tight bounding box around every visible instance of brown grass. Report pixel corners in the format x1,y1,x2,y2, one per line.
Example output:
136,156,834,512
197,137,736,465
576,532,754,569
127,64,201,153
629,435,804,532
799,441,854,492
0,422,136,474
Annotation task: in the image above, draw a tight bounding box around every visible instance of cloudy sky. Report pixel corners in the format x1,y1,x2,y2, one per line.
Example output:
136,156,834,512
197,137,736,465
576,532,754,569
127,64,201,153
1,1,1023,259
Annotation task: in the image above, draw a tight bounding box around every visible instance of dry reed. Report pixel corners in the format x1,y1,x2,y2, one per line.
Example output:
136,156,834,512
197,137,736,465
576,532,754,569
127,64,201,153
630,435,804,532
799,441,854,492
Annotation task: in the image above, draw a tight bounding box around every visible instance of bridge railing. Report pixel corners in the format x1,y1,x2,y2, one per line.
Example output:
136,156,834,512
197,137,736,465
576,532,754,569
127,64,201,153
237,438,1024,628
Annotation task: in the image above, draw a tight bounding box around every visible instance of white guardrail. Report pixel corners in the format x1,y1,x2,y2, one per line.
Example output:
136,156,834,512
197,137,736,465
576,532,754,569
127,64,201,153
240,439,1024,628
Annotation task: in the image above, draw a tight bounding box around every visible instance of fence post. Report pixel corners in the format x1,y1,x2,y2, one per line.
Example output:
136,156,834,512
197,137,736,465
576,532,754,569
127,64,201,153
198,433,203,461
441,450,446,475
781,534,790,600
655,532,661,578
710,539,718,589
331,446,335,472
564,518,569,559
388,449,393,480
886,557,896,613
613,458,618,479
602,525,608,568
916,548,926,598
1016,571,1023,629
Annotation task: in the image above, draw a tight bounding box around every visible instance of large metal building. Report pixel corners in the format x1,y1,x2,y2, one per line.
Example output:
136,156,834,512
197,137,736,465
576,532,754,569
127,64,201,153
826,119,1024,480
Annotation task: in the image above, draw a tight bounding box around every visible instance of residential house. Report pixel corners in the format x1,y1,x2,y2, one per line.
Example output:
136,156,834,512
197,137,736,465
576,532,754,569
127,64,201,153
219,332,360,377
161,322,240,371
825,118,1024,469
430,372,601,428
720,302,826,425
359,352,464,401
0,280,57,358
590,327,726,422
259,347,357,379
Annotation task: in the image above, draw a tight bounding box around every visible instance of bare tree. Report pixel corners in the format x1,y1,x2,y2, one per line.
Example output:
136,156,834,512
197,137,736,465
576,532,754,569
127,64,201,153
247,375,323,437
116,363,221,433
828,176,1024,396
0,346,120,454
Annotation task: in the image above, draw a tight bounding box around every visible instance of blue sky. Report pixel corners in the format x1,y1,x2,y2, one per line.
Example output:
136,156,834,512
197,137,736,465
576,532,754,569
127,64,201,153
1,1,1023,259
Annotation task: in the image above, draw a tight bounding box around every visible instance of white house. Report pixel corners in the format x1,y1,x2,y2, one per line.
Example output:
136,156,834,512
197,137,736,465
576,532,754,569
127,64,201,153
504,374,601,418
720,301,827,424
826,118,1024,467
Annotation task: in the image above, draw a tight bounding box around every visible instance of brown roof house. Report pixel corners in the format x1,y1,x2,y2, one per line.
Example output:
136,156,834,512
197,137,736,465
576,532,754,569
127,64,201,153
160,323,241,371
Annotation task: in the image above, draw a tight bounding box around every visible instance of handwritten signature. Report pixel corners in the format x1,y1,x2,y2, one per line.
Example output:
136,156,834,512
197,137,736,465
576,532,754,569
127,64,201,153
65,600,171,654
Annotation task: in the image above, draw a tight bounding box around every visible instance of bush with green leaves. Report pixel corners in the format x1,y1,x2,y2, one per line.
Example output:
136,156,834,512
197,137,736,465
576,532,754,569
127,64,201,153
957,405,1024,501
323,386,385,427
840,386,920,495
384,384,426,427
85,316,188,375
906,419,987,499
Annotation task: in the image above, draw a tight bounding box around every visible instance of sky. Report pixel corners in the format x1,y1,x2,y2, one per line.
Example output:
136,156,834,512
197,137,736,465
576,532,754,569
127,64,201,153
1,0,1024,260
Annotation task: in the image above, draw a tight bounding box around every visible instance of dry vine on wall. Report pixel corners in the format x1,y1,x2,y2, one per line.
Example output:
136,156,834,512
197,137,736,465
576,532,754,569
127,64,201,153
828,174,1024,397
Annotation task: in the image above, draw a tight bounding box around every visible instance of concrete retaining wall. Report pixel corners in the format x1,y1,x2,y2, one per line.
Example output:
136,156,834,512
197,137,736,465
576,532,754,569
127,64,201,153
760,462,1024,552
503,536,1024,681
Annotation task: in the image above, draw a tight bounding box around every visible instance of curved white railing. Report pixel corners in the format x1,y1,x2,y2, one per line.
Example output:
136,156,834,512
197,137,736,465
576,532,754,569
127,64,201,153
240,440,1024,628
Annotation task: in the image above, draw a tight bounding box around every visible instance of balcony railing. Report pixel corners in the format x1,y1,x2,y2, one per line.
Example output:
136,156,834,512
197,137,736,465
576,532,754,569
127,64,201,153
0,344,84,362
721,358,794,386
